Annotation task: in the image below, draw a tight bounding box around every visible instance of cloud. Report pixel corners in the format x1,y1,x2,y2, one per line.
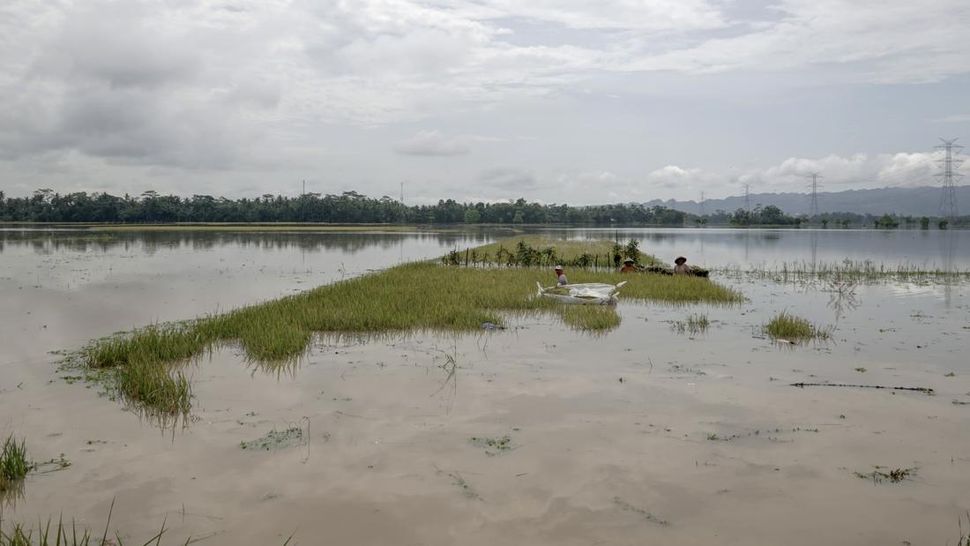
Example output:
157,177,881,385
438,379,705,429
620,0,970,83
1,0,969,202
478,167,538,189
394,131,471,156
736,151,970,193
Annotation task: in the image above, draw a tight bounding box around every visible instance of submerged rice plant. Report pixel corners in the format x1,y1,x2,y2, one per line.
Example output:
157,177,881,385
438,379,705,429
0,435,32,493
763,311,831,343
671,313,711,335
718,259,970,284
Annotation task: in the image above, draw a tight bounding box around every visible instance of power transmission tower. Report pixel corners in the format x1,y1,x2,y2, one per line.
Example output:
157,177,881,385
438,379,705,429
936,138,963,220
699,191,706,217
806,172,822,218
400,181,405,204
744,183,751,213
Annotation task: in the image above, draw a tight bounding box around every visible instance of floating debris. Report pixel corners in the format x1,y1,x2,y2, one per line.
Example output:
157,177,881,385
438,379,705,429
790,382,934,395
240,427,305,451
470,434,513,456
853,466,917,484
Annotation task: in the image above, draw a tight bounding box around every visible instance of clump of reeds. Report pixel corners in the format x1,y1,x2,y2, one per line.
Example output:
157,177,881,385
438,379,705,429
0,435,32,493
113,359,191,418
763,311,831,343
561,306,621,332
672,313,710,335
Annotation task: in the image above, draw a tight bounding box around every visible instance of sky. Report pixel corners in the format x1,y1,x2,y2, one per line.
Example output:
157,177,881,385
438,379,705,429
1,0,969,205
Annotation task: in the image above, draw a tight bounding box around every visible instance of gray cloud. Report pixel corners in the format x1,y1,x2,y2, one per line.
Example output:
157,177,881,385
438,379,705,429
478,167,539,189
0,0,968,202
395,131,471,156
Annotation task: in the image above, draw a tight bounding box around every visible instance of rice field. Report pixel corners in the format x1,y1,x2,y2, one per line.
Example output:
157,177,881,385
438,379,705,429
74,249,742,416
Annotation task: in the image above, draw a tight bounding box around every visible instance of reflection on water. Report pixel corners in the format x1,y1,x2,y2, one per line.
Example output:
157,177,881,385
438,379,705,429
0,229,494,256
824,276,860,324
544,228,970,270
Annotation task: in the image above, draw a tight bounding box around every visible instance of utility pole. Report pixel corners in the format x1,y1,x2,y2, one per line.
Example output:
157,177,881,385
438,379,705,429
400,181,405,204
302,179,306,196
936,138,962,221
806,172,822,218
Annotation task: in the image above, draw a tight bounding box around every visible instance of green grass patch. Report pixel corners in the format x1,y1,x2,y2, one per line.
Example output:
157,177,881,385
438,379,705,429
763,311,831,343
114,359,191,418
74,247,741,416
0,435,32,494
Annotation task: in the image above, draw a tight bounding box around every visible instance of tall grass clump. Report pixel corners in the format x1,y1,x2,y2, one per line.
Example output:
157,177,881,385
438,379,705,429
113,359,191,418
560,306,621,332
0,435,32,493
763,311,831,343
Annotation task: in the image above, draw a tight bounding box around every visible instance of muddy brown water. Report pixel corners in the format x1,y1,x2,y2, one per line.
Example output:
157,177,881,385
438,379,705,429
1,228,969,545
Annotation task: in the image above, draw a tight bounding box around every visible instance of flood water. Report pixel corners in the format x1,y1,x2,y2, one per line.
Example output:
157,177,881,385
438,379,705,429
1,227,968,545
539,227,970,270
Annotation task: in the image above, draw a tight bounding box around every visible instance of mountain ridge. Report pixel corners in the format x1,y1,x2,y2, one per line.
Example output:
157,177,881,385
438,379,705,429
645,185,970,216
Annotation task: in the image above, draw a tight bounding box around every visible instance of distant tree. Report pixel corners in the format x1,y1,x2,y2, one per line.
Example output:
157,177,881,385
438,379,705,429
875,214,899,229
463,208,481,224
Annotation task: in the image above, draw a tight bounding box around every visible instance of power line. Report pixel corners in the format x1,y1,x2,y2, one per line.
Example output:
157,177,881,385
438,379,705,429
936,137,963,220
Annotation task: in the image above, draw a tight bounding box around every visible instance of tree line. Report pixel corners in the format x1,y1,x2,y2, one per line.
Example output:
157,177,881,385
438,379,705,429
1,188,964,227
0,189,691,225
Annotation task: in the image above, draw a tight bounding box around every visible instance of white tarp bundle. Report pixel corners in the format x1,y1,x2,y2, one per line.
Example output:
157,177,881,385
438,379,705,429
536,281,626,305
